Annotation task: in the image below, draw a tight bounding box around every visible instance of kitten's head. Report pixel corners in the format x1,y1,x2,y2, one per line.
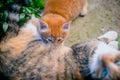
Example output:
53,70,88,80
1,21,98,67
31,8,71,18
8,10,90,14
92,52,120,80
39,15,70,45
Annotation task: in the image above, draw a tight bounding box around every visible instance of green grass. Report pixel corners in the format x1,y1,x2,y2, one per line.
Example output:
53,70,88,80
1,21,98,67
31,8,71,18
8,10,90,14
65,0,120,46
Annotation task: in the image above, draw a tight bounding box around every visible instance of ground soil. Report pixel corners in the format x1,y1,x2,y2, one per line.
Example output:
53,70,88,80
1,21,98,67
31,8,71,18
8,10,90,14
65,0,120,46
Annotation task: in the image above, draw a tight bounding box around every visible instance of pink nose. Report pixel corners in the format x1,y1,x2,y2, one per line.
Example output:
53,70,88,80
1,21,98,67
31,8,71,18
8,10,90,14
54,38,63,44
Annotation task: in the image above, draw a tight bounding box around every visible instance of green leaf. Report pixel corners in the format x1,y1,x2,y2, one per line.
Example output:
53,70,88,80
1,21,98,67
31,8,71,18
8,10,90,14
0,2,3,8
24,0,30,5
29,0,34,6
7,0,14,4
3,22,8,32
26,7,32,13
0,13,3,18
19,18,26,26
34,13,40,18
34,0,45,8
20,13,25,20
4,11,8,20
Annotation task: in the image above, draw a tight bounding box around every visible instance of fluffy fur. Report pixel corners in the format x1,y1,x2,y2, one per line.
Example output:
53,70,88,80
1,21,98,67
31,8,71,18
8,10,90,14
0,18,83,80
39,0,88,45
89,42,120,80
1,5,120,79
72,39,120,80
1,17,120,80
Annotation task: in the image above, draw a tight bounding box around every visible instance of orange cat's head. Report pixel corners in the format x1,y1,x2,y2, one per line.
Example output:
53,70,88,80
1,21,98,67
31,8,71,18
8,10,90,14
38,14,71,45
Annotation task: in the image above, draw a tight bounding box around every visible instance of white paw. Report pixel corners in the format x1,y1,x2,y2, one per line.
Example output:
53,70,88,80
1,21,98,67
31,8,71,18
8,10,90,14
98,31,118,42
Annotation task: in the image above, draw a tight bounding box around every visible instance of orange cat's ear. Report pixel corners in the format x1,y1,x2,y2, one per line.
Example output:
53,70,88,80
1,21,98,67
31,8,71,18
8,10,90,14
62,22,71,32
39,20,49,32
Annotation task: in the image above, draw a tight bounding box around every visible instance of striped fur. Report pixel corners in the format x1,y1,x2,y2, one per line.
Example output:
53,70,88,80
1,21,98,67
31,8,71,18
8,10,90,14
1,16,120,80
72,40,120,80
8,3,21,31
1,18,120,80
1,6,120,79
0,17,82,80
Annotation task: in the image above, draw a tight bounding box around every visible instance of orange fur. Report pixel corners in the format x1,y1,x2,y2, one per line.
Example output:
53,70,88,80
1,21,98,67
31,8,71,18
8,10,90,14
0,21,38,57
43,0,87,20
40,0,88,45
0,31,34,57
40,14,67,43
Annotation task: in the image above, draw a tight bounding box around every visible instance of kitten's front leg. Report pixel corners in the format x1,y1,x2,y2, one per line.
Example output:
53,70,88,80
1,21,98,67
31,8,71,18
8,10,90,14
79,0,88,17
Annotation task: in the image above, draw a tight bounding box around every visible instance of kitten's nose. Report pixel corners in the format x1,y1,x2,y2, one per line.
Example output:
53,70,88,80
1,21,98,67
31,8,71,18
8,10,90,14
55,37,63,44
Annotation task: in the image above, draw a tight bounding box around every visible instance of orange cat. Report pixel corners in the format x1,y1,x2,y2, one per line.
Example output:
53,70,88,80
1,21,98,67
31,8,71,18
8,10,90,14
39,0,88,45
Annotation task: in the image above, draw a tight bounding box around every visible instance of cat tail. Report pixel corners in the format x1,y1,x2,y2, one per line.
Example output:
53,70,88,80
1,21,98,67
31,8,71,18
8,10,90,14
97,31,118,43
8,1,22,32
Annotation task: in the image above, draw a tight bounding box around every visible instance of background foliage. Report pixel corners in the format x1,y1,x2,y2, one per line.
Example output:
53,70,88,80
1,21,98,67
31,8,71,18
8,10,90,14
0,0,45,38
118,37,120,50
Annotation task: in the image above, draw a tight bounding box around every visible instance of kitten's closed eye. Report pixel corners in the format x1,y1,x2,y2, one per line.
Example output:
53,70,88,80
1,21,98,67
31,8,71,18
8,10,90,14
115,61,120,66
46,37,54,43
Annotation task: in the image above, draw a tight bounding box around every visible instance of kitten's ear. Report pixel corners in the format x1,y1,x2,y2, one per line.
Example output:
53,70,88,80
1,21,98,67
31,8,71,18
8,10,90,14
39,20,49,32
62,22,71,32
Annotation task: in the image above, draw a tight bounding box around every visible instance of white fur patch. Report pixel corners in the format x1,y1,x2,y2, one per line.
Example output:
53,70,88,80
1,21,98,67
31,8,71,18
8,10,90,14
98,31,118,42
21,19,41,39
108,41,119,50
89,42,119,73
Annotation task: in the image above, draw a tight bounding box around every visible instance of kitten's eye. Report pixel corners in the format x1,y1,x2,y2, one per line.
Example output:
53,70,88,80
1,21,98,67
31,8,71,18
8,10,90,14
115,61,120,66
47,37,54,43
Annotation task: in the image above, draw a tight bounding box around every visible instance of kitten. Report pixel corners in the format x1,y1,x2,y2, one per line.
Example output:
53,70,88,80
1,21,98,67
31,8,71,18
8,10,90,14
1,16,120,80
39,0,88,45
89,42,120,80
0,3,82,79
0,1,88,80
72,31,120,80
0,19,83,80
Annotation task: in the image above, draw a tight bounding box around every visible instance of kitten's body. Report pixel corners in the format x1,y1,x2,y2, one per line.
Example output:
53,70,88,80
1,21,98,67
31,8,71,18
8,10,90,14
39,0,88,45
43,0,87,21
0,18,83,80
72,39,120,80
0,1,89,80
3,0,87,46
1,19,120,80
1,3,120,79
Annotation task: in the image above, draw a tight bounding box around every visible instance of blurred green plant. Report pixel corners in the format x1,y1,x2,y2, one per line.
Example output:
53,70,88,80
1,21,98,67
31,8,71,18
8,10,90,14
0,0,45,37
118,36,120,50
